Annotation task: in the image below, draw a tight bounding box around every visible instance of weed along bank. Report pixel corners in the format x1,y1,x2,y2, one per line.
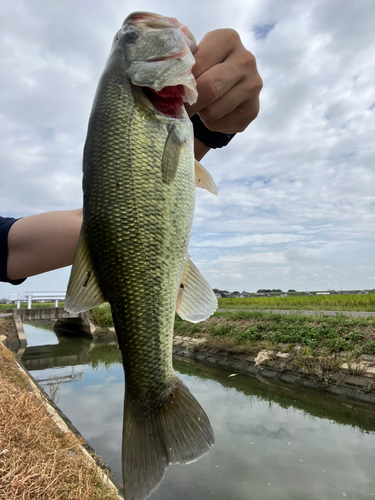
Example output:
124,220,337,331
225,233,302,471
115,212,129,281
91,302,375,403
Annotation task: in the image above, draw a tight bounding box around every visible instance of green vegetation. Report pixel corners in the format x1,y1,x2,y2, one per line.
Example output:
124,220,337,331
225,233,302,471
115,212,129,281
90,303,113,328
90,303,375,357
174,310,375,357
0,302,64,310
218,293,375,312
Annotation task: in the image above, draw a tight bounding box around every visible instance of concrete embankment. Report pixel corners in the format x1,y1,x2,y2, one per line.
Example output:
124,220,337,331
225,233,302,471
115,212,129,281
172,336,375,405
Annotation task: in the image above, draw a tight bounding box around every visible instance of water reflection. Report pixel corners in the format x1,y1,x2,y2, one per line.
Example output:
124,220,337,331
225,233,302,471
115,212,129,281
21,322,375,500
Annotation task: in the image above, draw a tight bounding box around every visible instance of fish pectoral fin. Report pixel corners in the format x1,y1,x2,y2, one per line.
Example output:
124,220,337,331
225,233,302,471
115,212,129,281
194,160,218,195
161,124,185,185
122,377,214,500
64,229,106,313
176,257,218,323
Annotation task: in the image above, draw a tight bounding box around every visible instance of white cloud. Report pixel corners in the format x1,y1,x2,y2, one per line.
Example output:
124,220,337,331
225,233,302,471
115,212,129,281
1,0,374,297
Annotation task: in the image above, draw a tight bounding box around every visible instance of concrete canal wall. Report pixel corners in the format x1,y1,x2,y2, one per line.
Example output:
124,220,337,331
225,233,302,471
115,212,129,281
172,335,375,405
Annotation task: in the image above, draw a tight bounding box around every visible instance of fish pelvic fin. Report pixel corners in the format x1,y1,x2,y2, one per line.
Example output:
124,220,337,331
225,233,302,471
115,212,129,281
176,257,218,323
122,377,214,500
65,228,106,313
194,160,218,195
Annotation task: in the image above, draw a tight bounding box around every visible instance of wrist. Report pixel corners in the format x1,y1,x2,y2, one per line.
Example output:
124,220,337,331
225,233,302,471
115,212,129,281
194,137,210,161
191,114,236,149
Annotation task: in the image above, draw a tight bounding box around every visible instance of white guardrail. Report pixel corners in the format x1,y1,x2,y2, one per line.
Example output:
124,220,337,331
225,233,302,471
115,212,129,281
9,292,66,309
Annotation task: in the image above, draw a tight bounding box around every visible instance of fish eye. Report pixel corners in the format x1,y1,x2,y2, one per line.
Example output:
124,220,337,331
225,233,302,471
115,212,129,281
124,30,139,43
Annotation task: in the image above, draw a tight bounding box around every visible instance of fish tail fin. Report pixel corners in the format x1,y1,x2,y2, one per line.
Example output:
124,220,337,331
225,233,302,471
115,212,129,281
122,376,214,500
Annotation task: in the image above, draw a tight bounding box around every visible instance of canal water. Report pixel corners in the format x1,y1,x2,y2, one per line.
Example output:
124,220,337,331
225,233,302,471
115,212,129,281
22,322,375,499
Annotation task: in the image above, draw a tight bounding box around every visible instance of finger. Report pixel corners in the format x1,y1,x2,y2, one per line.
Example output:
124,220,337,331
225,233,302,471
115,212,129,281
186,61,243,117
199,89,261,134
198,68,262,123
197,82,255,124
192,29,241,79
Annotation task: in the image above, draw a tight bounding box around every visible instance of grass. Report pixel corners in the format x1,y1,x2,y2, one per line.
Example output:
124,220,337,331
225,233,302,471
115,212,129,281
218,293,375,311
4,292,373,315
174,310,375,358
90,304,113,328
0,302,64,310
90,304,375,357
0,343,119,500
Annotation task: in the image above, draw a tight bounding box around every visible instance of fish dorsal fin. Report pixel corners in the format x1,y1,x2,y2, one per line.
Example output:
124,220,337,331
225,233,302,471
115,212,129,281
194,160,218,195
176,257,218,323
64,229,106,313
161,124,186,185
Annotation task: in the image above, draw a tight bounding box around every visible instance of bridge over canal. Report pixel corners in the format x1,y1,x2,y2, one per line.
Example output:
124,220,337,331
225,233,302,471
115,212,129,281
1,307,92,352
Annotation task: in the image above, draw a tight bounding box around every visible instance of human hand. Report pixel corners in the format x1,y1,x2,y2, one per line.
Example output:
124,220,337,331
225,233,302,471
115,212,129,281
186,29,262,134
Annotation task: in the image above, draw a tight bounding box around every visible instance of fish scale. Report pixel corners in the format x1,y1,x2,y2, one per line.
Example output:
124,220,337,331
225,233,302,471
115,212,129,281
85,73,195,399
65,12,216,500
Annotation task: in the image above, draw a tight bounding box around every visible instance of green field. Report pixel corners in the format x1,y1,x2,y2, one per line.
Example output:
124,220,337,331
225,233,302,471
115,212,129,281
218,293,375,312
0,302,64,310
2,294,374,313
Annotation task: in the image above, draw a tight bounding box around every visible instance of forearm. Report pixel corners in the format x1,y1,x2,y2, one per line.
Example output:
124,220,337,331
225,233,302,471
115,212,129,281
6,140,206,282
194,137,210,161
7,209,82,280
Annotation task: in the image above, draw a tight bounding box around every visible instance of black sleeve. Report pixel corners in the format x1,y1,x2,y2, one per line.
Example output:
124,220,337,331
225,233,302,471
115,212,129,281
0,217,26,285
191,114,236,149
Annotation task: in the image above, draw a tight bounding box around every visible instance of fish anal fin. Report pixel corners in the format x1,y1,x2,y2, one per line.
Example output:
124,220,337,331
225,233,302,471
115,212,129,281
122,377,214,500
194,160,218,195
176,257,218,323
161,124,185,185
64,229,106,313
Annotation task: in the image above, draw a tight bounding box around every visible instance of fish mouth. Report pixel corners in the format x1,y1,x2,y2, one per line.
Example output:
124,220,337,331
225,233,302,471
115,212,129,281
141,84,186,119
124,11,197,116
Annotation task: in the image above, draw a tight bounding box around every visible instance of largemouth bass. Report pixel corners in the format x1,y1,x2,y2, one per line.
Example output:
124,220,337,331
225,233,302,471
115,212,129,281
65,12,217,500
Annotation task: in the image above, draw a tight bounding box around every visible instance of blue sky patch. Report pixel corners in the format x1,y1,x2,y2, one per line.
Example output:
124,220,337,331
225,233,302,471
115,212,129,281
253,23,276,40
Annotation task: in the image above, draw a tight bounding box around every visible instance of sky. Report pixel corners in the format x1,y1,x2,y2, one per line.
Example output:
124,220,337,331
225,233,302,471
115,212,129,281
1,0,374,298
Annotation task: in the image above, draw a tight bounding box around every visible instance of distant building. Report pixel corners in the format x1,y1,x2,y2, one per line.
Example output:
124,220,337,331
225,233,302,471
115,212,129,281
255,293,271,297
0,299,12,304
356,290,368,295
279,293,288,297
